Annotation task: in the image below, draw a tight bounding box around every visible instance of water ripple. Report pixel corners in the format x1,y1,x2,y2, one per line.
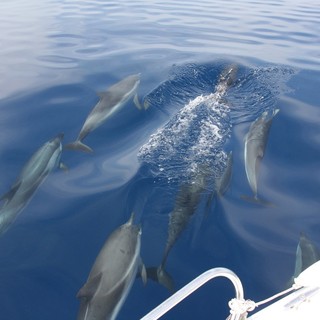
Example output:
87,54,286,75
0,0,319,99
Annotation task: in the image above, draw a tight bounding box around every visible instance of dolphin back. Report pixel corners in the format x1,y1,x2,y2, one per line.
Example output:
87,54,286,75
76,218,142,320
65,74,141,153
244,109,279,200
0,134,63,236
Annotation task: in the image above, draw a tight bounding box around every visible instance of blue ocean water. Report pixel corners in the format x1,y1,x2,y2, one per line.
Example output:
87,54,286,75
0,0,319,319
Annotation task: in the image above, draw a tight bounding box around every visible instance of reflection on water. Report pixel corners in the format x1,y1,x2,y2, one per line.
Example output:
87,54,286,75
0,0,319,319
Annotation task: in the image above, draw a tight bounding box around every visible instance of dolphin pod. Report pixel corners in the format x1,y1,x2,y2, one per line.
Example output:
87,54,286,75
243,108,279,203
0,133,64,235
65,73,142,153
1,65,307,320
76,213,146,320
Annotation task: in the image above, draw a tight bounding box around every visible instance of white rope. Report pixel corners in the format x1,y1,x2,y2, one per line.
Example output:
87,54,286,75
228,283,303,317
255,284,302,307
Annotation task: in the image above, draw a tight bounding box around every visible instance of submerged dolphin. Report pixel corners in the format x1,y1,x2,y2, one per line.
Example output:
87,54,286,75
293,232,320,279
66,73,142,153
286,232,320,287
77,213,146,320
243,109,279,201
0,133,64,235
147,167,209,292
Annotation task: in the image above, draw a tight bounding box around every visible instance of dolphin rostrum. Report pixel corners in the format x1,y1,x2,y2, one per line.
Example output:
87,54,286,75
0,133,64,235
77,213,147,320
243,109,279,202
65,74,142,153
147,167,209,292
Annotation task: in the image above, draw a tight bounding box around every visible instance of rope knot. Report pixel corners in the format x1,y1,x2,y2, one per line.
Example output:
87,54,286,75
229,298,256,315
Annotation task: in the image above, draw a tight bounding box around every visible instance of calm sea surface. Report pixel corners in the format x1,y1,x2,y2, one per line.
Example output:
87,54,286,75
0,0,319,319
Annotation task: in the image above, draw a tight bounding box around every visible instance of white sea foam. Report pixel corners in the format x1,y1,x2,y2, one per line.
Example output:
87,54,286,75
138,90,231,181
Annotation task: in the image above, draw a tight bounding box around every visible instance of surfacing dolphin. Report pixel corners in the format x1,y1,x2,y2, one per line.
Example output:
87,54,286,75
66,73,142,153
0,133,64,235
243,108,279,203
147,166,210,292
77,213,146,320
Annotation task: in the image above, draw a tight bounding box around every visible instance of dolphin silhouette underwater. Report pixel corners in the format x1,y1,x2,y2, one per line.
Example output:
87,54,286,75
76,213,146,320
66,73,142,153
243,108,279,203
0,133,65,235
146,166,210,292
286,232,320,287
293,232,320,279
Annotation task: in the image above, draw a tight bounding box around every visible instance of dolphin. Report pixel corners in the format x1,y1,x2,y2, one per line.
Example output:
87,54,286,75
286,232,320,287
293,232,320,279
76,213,147,320
147,167,209,292
0,133,64,235
243,109,279,202
66,73,142,153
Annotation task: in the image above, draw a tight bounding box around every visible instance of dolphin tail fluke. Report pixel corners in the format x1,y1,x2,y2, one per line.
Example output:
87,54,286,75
240,194,274,207
64,140,93,153
146,266,175,293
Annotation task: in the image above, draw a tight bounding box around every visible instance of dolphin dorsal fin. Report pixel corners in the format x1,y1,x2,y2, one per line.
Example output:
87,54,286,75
76,273,102,300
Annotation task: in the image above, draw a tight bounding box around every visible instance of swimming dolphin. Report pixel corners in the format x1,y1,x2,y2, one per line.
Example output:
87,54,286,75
0,133,64,235
66,73,142,153
147,167,209,292
293,232,320,279
286,232,320,287
243,109,279,202
76,213,147,320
